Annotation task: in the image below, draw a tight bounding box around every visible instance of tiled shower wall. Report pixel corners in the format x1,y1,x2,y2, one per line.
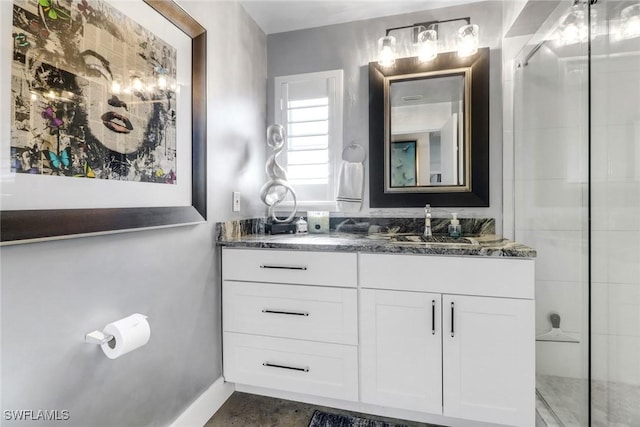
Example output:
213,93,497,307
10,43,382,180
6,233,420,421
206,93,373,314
513,39,590,382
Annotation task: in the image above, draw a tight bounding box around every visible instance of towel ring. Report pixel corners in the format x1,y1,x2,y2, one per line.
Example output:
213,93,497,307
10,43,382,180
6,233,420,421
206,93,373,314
342,143,366,163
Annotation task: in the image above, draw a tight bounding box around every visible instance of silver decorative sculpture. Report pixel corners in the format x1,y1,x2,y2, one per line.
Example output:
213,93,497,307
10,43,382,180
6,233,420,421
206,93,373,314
259,124,297,222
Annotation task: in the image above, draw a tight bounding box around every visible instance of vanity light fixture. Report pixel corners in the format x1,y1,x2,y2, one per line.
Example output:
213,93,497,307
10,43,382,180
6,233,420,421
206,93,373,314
621,4,640,39
554,2,599,47
110,74,177,95
377,17,478,67
557,8,589,45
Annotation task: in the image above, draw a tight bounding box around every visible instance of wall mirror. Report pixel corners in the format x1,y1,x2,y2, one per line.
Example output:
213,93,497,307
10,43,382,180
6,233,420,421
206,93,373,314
369,48,490,207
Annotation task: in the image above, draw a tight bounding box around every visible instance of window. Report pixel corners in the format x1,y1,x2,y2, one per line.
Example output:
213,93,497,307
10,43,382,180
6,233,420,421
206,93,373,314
274,70,343,208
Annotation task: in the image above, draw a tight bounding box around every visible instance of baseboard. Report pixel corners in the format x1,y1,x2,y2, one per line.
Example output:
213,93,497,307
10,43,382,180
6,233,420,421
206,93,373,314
170,377,235,427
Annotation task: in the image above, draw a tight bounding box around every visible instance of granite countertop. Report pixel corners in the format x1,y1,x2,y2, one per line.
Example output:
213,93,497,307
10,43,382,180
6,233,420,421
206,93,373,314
216,218,536,258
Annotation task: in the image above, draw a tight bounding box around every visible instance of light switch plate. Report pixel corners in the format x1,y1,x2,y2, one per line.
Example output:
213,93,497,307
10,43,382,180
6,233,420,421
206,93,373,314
232,192,241,212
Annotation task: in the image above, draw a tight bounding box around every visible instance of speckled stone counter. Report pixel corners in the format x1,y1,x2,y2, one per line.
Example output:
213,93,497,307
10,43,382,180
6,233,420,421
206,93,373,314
216,217,536,258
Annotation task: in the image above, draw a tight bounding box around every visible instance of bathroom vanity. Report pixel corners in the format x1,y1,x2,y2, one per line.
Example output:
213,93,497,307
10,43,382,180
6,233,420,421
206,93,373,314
218,226,535,427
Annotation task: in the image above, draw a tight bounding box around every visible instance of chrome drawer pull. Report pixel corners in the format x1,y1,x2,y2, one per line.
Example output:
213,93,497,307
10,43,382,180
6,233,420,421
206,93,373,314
259,264,308,271
262,309,309,317
262,362,309,372
432,300,436,335
451,301,455,337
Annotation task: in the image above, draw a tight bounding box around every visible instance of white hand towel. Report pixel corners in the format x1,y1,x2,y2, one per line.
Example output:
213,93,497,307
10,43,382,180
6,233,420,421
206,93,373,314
336,161,364,212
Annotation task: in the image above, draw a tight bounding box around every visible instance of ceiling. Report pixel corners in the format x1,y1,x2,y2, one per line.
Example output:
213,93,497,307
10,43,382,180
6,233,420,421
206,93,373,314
239,0,483,35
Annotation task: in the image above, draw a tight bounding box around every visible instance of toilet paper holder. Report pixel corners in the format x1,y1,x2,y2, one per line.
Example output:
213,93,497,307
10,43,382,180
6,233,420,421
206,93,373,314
84,314,149,345
84,330,114,345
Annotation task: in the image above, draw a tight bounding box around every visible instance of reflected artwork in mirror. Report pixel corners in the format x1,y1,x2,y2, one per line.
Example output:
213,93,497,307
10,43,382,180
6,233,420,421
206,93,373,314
390,140,417,187
369,48,489,207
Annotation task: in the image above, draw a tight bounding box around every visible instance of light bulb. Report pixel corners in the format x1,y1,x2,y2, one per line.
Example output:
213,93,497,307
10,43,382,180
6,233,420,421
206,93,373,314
457,24,479,58
157,76,167,89
562,22,583,45
417,29,437,63
111,81,121,94
560,10,587,45
378,35,396,68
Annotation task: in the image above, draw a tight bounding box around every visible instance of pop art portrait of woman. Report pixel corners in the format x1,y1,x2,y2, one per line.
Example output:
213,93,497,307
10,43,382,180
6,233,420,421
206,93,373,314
10,0,178,184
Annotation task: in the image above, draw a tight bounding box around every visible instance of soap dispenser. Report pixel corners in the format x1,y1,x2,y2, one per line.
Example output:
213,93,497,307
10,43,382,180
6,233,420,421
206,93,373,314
448,213,462,238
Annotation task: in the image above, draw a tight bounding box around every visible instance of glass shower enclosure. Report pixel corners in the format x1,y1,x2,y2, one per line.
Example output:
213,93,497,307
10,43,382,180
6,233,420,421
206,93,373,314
513,0,640,425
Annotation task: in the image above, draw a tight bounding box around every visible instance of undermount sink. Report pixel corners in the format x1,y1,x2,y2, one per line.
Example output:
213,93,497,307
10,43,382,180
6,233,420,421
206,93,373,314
367,233,478,246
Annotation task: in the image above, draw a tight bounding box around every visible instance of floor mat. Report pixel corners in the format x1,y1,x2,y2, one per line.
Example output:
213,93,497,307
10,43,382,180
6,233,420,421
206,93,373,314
308,410,410,427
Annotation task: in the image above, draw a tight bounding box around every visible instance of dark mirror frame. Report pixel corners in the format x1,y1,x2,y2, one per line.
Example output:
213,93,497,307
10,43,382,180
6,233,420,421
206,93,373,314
1,0,207,244
369,47,490,208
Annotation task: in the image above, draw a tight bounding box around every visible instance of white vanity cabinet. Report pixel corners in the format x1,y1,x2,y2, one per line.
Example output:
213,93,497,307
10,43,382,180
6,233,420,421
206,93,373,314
359,253,535,427
222,248,359,401
221,247,535,426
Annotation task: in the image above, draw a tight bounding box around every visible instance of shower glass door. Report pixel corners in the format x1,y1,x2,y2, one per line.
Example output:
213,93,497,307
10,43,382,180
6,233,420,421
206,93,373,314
514,0,640,425
514,1,590,425
590,0,640,425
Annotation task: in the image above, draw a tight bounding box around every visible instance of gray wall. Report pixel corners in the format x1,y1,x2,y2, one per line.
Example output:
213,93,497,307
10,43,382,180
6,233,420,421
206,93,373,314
0,1,266,426
266,1,504,233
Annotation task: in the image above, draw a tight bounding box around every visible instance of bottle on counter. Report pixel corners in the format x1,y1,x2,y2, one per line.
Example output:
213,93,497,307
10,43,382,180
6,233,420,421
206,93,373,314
448,213,462,238
296,217,308,233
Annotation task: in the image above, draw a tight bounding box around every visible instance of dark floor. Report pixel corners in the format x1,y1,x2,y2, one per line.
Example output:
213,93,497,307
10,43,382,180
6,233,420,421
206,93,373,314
205,392,438,427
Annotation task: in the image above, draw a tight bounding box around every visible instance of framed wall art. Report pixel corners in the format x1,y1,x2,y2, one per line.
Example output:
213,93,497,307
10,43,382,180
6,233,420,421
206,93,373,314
1,0,206,244
390,140,417,188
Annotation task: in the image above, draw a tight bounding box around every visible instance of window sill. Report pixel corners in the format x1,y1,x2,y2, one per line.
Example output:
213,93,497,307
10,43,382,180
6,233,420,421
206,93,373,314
277,201,337,212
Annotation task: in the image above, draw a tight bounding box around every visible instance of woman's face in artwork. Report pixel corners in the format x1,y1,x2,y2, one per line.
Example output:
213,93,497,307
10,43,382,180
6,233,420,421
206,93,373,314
78,48,171,155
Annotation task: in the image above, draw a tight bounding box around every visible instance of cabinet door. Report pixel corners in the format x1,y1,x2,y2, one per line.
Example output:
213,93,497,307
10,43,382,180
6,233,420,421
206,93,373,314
442,294,535,426
360,289,442,414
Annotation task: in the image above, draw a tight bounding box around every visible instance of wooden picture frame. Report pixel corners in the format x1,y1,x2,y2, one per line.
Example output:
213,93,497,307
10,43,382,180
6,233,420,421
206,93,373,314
1,0,207,244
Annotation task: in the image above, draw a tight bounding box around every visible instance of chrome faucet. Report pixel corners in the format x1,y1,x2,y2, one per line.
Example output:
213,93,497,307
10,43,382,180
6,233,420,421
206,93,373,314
424,204,432,237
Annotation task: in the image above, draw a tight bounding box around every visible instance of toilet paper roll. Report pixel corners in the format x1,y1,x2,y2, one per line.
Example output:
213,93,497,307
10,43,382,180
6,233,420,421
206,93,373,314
100,314,150,359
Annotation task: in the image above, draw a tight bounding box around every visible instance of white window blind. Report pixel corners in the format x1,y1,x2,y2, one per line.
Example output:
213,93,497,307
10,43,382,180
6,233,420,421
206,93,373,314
274,70,343,207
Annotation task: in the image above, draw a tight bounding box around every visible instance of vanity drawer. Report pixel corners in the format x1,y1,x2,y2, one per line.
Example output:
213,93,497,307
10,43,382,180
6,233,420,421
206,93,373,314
223,281,357,345
222,248,357,287
223,332,358,401
359,253,535,299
